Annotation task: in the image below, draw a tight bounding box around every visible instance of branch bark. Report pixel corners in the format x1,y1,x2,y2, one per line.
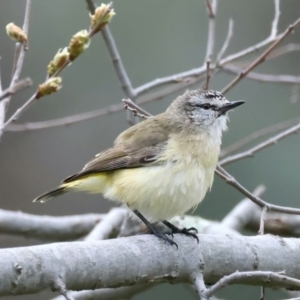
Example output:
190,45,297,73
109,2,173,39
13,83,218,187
0,209,103,241
1,234,300,297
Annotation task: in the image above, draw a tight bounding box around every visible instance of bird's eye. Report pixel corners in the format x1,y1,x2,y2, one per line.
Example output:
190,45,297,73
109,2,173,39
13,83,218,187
202,104,211,110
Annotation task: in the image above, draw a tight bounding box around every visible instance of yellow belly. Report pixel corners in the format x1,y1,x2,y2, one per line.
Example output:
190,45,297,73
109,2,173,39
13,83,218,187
105,162,215,221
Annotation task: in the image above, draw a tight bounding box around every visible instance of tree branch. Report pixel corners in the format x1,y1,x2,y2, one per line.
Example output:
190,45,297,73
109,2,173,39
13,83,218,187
0,209,103,241
221,17,300,94
220,116,300,157
222,185,266,231
219,121,300,165
204,271,300,298
0,77,32,101
204,0,218,62
6,78,200,132
1,235,300,297
223,65,300,85
216,165,300,215
225,198,300,238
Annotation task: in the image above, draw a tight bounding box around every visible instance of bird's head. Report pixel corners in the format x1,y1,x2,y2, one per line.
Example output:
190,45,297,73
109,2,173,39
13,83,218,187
168,89,244,134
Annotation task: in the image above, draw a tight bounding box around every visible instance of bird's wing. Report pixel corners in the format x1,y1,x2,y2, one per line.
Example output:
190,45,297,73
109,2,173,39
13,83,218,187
63,115,169,183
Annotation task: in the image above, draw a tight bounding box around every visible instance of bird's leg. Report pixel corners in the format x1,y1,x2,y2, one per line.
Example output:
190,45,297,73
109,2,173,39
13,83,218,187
133,210,178,248
162,220,199,243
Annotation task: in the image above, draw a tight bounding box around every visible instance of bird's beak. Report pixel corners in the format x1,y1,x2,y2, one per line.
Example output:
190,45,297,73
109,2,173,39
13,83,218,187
218,101,245,115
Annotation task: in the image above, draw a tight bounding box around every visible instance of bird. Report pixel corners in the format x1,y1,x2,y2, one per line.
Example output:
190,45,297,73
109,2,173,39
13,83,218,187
33,89,244,247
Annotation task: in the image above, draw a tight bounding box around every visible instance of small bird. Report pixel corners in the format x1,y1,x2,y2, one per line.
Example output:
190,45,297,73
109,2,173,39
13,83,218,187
34,90,244,247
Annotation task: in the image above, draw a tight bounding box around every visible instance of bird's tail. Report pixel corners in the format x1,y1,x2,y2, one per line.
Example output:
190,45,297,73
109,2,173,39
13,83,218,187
33,186,67,203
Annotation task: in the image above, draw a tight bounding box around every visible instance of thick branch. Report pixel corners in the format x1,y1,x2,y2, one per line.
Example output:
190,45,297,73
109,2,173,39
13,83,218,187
0,209,103,241
1,235,300,297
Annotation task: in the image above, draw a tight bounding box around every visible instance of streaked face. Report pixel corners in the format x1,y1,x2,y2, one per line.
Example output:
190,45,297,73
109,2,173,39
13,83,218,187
184,90,244,129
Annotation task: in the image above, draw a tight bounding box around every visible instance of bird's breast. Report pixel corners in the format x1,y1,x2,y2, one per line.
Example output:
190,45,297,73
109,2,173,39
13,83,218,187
104,157,217,222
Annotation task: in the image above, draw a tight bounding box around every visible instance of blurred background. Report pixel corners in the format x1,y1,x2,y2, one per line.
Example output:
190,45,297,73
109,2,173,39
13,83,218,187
0,0,299,299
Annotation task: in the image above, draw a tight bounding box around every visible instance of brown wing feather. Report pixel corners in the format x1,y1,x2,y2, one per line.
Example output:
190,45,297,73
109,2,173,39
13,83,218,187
63,114,169,183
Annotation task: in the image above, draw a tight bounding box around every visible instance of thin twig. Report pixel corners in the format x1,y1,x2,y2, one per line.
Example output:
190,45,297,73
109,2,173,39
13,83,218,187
219,121,300,165
219,0,282,66
203,271,300,298
0,0,31,136
204,0,217,62
123,98,152,119
258,206,268,235
270,0,280,39
223,65,300,84
0,78,32,101
221,17,300,94
84,0,136,100
3,93,37,128
52,283,157,300
100,26,135,99
268,43,300,60
221,117,300,157
216,165,300,215
130,1,284,97
205,0,215,18
134,65,207,96
52,278,75,300
11,0,31,83
194,274,208,300
203,60,211,90
6,77,201,132
215,19,234,66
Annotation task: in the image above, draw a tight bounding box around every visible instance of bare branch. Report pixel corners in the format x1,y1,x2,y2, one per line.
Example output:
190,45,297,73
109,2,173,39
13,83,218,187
216,165,300,215
123,98,152,119
53,283,156,300
86,1,136,99
6,78,201,132
0,0,31,136
3,93,37,128
84,208,127,241
219,0,282,66
258,206,268,235
221,17,300,94
0,209,103,241
205,0,215,18
101,27,136,98
219,121,300,165
203,60,211,90
270,0,280,39
11,0,31,78
1,235,300,297
204,0,218,62
223,65,300,84
221,117,300,157
215,19,234,65
204,271,300,298
268,43,300,60
134,66,207,96
0,77,32,101
221,185,266,231
52,278,75,300
228,198,300,237
193,274,208,300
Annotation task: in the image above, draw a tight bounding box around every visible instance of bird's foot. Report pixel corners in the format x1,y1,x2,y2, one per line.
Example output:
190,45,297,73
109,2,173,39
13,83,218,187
144,224,178,249
163,220,199,243
133,210,178,248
